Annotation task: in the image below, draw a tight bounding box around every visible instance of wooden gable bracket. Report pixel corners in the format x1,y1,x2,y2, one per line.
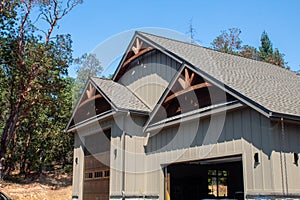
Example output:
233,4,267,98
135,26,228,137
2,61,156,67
155,67,213,119
164,82,212,104
164,68,212,104
121,37,154,68
66,79,117,132
86,83,96,98
178,68,195,89
78,83,101,109
78,93,102,109
132,38,143,54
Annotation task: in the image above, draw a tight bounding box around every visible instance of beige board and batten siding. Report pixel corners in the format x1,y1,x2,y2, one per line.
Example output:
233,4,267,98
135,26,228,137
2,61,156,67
118,50,181,109
267,121,300,196
72,133,85,199
109,122,123,196
109,114,150,197
144,107,300,199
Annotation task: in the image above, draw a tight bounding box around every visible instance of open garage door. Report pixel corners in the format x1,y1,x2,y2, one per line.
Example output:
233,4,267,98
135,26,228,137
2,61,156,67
166,156,244,200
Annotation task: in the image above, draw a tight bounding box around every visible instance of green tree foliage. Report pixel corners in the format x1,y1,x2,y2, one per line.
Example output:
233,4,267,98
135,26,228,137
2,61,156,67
211,28,242,54
258,31,287,68
0,0,81,176
73,53,103,104
9,77,75,174
240,45,259,60
211,28,288,68
259,31,273,60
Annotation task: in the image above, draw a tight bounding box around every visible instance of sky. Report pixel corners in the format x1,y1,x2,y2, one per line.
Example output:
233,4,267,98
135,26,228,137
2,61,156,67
52,0,300,76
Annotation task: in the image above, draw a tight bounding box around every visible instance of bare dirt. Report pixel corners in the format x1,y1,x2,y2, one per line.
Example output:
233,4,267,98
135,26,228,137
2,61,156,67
0,173,72,200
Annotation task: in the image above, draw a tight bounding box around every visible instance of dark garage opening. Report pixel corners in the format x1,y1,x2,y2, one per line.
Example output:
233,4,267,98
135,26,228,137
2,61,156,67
166,157,244,200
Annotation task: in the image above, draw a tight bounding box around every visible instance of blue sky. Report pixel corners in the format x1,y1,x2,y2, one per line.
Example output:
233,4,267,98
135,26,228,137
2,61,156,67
53,0,300,76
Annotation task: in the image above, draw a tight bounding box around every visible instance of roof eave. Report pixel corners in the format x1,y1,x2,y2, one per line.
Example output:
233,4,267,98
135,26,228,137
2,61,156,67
146,101,246,133
269,112,300,123
66,110,116,133
118,108,150,116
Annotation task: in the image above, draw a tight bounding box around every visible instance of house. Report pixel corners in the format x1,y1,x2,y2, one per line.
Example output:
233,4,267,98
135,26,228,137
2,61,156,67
66,32,300,200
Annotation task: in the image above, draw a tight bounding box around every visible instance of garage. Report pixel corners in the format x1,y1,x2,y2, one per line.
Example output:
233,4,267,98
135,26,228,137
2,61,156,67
83,129,111,200
165,156,244,200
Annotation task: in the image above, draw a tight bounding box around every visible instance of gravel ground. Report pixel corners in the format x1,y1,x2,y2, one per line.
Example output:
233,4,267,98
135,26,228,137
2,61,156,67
0,173,72,200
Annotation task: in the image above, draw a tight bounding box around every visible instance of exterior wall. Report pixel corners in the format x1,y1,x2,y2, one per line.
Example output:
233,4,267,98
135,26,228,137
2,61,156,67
110,133,160,200
118,51,181,109
72,133,85,199
109,121,123,196
265,120,300,197
73,109,300,200
110,113,153,199
144,108,300,199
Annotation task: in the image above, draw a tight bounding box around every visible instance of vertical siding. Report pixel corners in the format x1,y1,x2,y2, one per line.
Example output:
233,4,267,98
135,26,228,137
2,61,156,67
271,122,300,195
233,110,242,151
118,51,181,109
72,133,85,199
110,123,123,195
144,108,300,198
287,125,300,193
124,135,148,195
76,110,300,199
110,114,150,197
251,110,263,191
241,109,253,192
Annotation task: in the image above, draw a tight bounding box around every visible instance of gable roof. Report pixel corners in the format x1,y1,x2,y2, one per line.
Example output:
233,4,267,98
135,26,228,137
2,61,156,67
134,32,300,120
143,65,243,129
66,77,150,132
90,77,150,113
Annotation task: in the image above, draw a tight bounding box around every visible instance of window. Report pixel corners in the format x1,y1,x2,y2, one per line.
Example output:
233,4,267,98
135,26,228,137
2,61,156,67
208,169,228,197
94,171,103,178
85,172,93,179
104,170,110,177
85,170,109,180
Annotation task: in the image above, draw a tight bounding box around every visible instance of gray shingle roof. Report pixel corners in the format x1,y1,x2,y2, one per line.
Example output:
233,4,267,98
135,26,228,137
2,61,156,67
138,32,300,118
90,77,150,113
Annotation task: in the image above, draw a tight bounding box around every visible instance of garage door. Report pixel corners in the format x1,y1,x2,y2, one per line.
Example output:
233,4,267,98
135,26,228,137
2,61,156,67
166,156,244,200
83,129,111,200
83,155,110,200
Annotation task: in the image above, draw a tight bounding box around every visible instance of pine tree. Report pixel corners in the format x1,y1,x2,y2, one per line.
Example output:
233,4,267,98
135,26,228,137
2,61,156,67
258,31,287,68
259,31,273,60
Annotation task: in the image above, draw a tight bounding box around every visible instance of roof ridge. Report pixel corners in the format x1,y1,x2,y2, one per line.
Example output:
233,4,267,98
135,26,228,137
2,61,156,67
137,31,291,72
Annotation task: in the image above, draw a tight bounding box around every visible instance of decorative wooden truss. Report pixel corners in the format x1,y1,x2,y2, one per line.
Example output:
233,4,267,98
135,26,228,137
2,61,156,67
70,83,111,127
153,68,235,122
115,37,154,81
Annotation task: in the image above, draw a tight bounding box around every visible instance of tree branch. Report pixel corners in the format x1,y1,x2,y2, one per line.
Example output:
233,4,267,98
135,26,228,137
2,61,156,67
0,0,4,14
18,0,33,66
45,0,82,43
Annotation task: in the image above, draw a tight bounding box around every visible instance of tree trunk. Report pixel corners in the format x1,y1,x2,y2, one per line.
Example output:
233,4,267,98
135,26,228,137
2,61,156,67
0,102,22,158
20,132,32,175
